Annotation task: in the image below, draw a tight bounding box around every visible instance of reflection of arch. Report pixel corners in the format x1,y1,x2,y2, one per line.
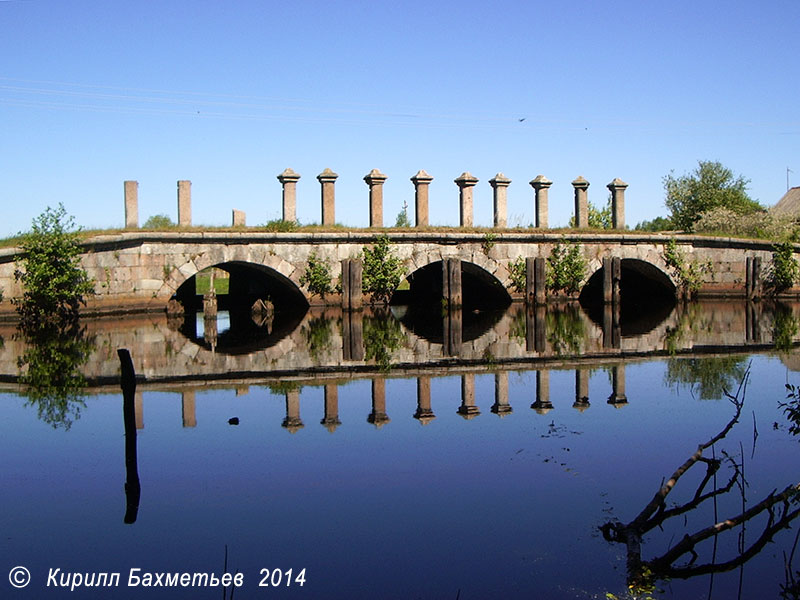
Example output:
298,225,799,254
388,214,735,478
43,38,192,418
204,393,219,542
397,259,511,309
172,260,308,311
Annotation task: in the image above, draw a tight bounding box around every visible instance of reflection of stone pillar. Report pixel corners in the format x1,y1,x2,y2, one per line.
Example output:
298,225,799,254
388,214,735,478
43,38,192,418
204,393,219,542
455,172,478,227
317,168,338,226
368,379,390,427
444,307,463,356
607,178,628,230
182,391,196,428
124,180,138,228
572,176,589,228
574,369,590,410
135,391,144,429
364,169,387,228
531,370,553,414
321,384,341,432
414,376,435,424
608,364,628,406
342,310,364,361
282,389,304,433
489,173,511,228
177,180,192,226
277,168,301,223
530,175,552,229
443,258,462,308
411,170,433,227
458,374,480,419
341,258,363,311
491,372,512,415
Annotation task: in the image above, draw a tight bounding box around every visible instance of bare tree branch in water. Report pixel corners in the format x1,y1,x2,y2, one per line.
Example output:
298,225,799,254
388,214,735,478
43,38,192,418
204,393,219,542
601,369,800,593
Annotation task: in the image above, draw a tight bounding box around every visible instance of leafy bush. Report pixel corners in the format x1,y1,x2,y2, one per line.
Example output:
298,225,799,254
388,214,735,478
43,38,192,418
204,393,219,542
767,241,800,293
663,238,711,298
363,312,405,371
13,204,95,329
569,198,612,229
694,207,795,240
546,239,585,295
394,202,412,228
507,257,526,293
263,219,299,232
142,214,175,228
299,252,333,298
362,235,404,304
634,216,674,231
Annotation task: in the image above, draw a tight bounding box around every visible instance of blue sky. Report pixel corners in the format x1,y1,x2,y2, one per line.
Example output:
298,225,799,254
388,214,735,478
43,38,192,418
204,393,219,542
1,0,798,236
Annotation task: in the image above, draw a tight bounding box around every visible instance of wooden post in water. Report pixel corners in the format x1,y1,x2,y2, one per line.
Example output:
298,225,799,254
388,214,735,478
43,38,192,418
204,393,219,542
442,258,462,308
118,348,141,524
341,258,363,311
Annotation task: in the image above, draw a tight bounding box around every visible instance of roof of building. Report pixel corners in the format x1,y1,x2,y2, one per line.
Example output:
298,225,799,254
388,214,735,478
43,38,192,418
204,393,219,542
771,186,800,216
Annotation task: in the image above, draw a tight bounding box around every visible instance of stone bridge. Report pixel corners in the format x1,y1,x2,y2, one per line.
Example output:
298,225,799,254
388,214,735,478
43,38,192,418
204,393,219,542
0,230,785,315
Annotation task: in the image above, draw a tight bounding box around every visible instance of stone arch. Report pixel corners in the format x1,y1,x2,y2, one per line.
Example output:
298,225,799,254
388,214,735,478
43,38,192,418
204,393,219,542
580,256,676,301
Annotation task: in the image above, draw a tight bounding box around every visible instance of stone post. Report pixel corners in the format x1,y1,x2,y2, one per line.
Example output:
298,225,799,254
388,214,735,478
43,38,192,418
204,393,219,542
317,168,338,225
607,178,628,229
368,379,390,427
414,376,435,424
572,176,589,228
457,374,479,419
531,370,553,413
364,169,387,228
489,173,511,228
282,389,304,433
411,170,433,227
232,209,246,226
491,372,512,415
277,168,301,223
530,175,552,229
177,180,192,226
455,172,478,227
321,384,341,432
124,180,138,228
181,391,196,428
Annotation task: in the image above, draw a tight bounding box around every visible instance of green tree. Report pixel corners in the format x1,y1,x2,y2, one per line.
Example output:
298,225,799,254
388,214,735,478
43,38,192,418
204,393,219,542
569,198,612,229
13,204,95,329
634,216,674,232
546,239,586,295
664,160,762,231
394,201,412,228
299,252,334,298
362,235,405,304
142,214,175,228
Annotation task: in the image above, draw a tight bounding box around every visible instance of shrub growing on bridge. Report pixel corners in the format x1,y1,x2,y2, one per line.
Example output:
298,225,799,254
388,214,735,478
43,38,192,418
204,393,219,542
300,252,334,299
362,235,404,305
546,239,585,295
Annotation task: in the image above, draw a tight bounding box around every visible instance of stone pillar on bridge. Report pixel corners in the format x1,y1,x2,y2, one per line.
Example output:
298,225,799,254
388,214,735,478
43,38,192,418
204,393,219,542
489,173,511,228
458,374,480,419
411,170,433,227
321,384,341,432
364,169,387,228
531,370,552,414
231,209,246,227
608,364,628,406
414,376,435,424
277,168,301,223
574,369,590,411
317,168,338,226
607,178,628,230
181,391,197,428
368,379,390,427
282,389,304,433
455,171,478,227
572,176,589,228
530,175,552,229
124,180,138,228
177,180,192,226
492,372,512,416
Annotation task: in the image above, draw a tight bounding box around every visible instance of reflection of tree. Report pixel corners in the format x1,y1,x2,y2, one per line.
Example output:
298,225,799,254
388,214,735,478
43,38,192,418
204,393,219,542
601,375,800,597
301,316,334,363
545,304,584,356
17,321,94,430
664,356,747,400
363,311,405,371
774,302,800,353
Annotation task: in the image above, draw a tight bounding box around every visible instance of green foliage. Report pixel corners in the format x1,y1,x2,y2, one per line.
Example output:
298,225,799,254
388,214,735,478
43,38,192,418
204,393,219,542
301,316,334,363
142,214,175,228
546,239,586,295
299,252,334,298
17,324,94,430
194,269,230,295
569,197,612,229
663,160,762,231
634,216,674,232
773,303,799,352
394,202,412,228
781,383,800,438
363,311,405,371
664,356,747,400
507,256,527,293
263,219,299,232
362,235,405,304
663,238,711,298
768,241,800,294
266,380,301,395
481,232,497,255
13,204,95,329
546,305,585,355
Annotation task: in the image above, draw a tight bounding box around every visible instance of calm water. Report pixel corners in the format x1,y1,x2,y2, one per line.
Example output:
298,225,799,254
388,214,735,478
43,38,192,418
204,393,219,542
1,301,799,599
